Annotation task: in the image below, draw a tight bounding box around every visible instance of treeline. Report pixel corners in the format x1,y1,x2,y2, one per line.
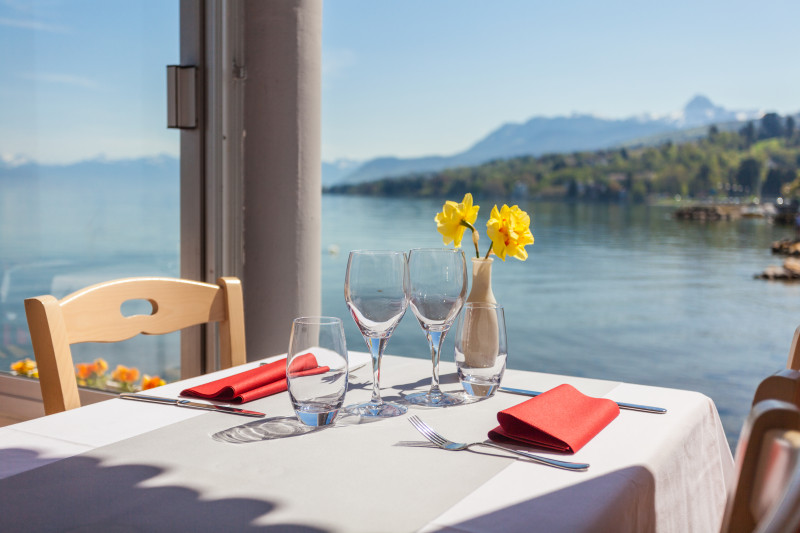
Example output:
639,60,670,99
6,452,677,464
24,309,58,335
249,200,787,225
325,112,800,202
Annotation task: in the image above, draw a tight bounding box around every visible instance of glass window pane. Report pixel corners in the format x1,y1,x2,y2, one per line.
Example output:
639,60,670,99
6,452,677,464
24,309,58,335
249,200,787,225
0,1,180,391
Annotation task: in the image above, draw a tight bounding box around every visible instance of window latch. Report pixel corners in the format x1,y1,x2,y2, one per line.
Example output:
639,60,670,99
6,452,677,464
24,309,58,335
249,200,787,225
167,65,197,129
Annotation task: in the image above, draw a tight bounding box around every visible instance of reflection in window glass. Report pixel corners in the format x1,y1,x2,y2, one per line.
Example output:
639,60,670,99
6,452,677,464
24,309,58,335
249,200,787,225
0,1,181,389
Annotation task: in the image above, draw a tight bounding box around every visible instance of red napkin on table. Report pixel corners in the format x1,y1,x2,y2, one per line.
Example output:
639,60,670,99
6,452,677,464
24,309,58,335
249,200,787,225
180,353,329,404
488,384,620,453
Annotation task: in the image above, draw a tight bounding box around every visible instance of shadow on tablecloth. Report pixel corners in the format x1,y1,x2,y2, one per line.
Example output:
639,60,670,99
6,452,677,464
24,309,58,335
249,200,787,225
0,448,329,532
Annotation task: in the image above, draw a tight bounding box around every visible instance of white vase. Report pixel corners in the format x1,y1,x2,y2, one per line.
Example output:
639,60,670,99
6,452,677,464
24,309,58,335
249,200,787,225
462,258,499,369
467,257,496,305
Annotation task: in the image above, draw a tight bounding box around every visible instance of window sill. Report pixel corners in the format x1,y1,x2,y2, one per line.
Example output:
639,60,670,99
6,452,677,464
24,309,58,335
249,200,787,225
0,373,116,426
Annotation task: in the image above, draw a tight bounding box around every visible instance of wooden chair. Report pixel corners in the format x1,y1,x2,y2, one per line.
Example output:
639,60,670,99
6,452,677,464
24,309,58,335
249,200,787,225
788,324,800,371
720,400,800,533
24,277,246,415
753,369,800,409
752,326,800,409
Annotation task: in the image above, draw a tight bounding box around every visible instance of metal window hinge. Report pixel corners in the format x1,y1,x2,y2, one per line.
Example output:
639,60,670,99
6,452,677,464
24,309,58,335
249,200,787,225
167,65,197,129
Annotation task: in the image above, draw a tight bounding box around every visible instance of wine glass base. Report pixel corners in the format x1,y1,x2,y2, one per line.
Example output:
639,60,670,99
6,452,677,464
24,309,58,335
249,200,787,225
344,401,407,418
406,391,463,407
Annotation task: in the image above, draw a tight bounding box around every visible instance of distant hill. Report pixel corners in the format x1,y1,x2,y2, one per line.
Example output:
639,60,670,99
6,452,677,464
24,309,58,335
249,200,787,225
321,159,363,187
326,95,763,185
0,154,179,183
327,117,800,204
0,154,180,222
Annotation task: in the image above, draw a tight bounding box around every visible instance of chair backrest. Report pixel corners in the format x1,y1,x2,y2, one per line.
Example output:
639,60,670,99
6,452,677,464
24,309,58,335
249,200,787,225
721,400,800,533
788,325,800,371
751,326,800,410
24,276,246,415
752,369,800,409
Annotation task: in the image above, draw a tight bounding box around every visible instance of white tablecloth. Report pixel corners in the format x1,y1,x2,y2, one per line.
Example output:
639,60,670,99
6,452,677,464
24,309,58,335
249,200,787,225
0,353,734,532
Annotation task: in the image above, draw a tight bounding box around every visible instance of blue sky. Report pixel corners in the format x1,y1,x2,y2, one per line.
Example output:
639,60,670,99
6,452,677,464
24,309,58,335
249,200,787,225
0,0,179,165
2,0,799,165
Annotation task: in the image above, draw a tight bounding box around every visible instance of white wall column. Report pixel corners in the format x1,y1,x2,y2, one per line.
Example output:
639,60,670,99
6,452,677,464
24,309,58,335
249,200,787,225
242,0,322,358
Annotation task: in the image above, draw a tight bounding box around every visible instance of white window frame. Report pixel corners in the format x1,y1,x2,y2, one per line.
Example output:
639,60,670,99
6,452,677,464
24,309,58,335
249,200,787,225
0,0,322,423
180,0,245,378
0,0,246,419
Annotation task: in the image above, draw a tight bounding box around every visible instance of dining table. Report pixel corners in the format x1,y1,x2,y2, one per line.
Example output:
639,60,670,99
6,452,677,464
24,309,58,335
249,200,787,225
0,352,734,532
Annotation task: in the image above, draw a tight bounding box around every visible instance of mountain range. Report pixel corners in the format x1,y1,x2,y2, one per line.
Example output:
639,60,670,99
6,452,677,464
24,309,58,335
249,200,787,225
0,96,776,188
0,154,178,180
324,95,764,185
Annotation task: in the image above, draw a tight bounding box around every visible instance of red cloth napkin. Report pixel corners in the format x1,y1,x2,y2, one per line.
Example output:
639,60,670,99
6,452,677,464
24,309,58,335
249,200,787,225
488,384,620,453
180,353,329,404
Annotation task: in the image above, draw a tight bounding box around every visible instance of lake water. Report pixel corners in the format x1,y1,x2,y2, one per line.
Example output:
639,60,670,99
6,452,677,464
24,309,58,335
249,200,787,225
321,195,800,447
3,185,797,446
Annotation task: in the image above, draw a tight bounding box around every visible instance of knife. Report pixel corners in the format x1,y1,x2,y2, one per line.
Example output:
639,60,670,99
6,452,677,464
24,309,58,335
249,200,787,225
119,393,265,418
498,387,667,414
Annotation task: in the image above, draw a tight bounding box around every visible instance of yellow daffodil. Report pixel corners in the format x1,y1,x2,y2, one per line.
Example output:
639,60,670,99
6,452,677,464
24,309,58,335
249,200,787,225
141,374,166,390
435,193,480,251
486,204,534,261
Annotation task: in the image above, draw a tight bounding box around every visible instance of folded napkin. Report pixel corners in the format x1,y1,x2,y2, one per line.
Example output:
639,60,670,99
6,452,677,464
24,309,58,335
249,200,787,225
180,353,329,404
488,384,619,453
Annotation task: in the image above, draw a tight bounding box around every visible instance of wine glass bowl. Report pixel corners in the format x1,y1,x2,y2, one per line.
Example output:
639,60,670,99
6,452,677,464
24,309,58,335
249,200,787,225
406,248,467,407
344,250,409,417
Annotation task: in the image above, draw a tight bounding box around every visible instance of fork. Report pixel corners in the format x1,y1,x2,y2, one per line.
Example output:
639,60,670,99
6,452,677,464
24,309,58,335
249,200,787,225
408,415,590,471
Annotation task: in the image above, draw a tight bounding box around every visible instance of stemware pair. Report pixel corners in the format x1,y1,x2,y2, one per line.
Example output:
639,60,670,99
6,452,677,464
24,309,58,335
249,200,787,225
344,248,467,417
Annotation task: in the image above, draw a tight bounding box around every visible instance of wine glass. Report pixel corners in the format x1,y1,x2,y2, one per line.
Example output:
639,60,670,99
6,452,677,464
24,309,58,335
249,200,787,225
406,248,467,406
344,250,409,417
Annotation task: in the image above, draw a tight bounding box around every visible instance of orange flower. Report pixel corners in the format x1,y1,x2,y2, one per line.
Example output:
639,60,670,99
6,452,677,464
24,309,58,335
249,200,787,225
76,363,93,380
141,375,166,390
112,365,140,384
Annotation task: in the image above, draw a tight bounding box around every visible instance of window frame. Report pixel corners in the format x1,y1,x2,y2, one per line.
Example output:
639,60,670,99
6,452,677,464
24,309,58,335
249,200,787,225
0,0,321,423
0,0,246,419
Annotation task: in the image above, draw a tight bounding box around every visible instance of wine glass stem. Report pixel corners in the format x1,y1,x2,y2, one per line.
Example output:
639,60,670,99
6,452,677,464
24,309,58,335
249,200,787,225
426,329,446,396
366,336,387,405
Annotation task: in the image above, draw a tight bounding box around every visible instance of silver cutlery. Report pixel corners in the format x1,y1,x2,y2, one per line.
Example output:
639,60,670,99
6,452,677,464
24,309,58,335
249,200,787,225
119,393,265,417
498,386,667,414
407,415,589,471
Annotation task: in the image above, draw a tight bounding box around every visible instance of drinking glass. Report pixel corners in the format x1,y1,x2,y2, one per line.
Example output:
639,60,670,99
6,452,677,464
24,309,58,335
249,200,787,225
406,248,467,406
344,250,409,417
287,316,349,426
454,303,507,398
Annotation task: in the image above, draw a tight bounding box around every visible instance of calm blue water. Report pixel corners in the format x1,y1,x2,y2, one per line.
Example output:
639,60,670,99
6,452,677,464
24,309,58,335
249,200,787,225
321,195,800,446
0,172,181,381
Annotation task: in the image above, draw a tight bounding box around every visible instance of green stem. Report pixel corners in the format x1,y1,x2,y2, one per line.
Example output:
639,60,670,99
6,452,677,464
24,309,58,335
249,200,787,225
484,243,493,260
459,220,480,258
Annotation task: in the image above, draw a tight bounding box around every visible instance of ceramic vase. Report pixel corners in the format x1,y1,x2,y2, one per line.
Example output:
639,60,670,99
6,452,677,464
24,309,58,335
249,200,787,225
462,258,499,368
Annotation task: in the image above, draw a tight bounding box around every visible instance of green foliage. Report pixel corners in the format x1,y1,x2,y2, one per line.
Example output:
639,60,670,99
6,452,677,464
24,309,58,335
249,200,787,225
325,113,800,202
